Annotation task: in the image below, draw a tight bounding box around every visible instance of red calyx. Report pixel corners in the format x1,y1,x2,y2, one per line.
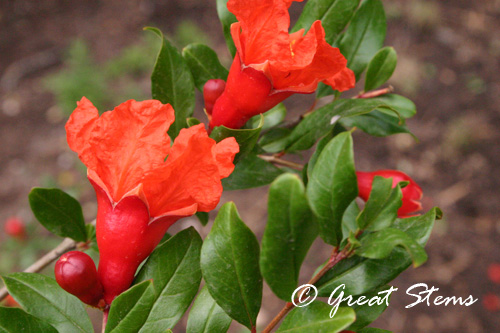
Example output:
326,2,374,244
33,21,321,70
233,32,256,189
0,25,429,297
55,251,104,308
4,217,27,240
203,79,226,115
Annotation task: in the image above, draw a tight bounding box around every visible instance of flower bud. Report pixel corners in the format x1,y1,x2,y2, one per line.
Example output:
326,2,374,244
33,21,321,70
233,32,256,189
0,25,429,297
4,217,26,240
356,170,423,218
55,251,104,308
203,79,226,115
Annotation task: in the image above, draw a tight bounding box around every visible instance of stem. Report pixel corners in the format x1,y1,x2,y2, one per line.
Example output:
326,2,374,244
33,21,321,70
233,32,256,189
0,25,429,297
258,155,303,171
0,220,96,302
356,86,393,99
101,309,109,333
262,246,350,333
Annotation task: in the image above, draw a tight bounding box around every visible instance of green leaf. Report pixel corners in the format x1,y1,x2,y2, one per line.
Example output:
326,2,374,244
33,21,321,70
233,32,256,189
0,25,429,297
216,0,237,56
356,176,402,231
147,27,195,139
182,43,229,92
221,154,284,191
306,130,335,181
306,132,357,245
375,94,416,119
133,227,203,332
293,0,360,44
186,285,232,333
338,0,387,79
0,307,57,333
341,200,361,240
339,110,413,137
28,188,86,242
286,99,393,152
247,103,287,130
346,285,393,331
2,273,92,332
210,117,263,161
364,46,397,91
277,302,355,332
357,228,428,267
316,208,440,297
260,174,317,300
196,212,209,226
186,117,202,127
258,127,293,154
106,281,156,333
200,202,262,330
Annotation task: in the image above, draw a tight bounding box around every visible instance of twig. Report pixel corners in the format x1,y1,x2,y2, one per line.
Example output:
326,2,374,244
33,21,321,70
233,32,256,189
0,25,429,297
258,155,304,171
355,86,394,99
262,246,351,333
0,219,96,302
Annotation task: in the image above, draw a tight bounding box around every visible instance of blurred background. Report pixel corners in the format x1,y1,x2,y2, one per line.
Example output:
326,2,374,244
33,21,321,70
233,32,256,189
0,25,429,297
0,0,499,332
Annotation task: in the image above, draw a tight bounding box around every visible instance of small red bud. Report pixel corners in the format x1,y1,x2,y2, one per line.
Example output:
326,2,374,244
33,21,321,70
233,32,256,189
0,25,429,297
3,295,19,307
482,293,500,312
55,251,104,307
488,263,500,284
4,217,26,240
203,79,226,115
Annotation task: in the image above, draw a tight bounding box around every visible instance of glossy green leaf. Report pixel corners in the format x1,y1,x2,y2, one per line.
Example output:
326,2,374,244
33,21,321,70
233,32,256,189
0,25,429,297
346,285,393,331
293,0,360,44
341,200,361,240
0,307,57,333
338,0,386,79
306,132,357,246
182,43,228,91
216,0,237,56
210,116,263,161
260,174,317,300
339,110,413,137
356,176,402,231
306,130,335,181
286,99,394,152
375,94,416,119
186,285,232,333
247,103,287,130
147,27,195,139
258,127,292,153
364,47,397,91
196,212,209,226
277,302,355,332
221,153,284,191
357,228,428,267
106,281,156,333
28,188,86,242
2,273,92,332
316,208,440,297
200,202,262,330
133,227,203,332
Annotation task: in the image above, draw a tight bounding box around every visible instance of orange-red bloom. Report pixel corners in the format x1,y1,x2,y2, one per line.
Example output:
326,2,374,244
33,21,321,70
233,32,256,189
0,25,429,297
357,170,423,218
66,98,238,304
208,0,355,129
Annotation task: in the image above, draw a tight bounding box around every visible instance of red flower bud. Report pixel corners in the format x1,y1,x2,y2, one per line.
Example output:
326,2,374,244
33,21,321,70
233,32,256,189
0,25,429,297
4,217,26,240
488,263,500,285
356,170,423,218
55,251,104,307
3,295,19,307
203,79,226,115
482,293,500,312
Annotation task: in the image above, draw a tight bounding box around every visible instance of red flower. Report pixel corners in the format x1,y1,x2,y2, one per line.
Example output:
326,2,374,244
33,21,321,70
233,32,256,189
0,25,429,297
66,98,239,304
4,217,26,240
357,170,423,218
208,0,355,129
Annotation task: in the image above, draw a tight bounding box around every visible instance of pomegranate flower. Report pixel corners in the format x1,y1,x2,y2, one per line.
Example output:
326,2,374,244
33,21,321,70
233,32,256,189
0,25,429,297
357,170,423,218
208,0,355,129
66,98,239,304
